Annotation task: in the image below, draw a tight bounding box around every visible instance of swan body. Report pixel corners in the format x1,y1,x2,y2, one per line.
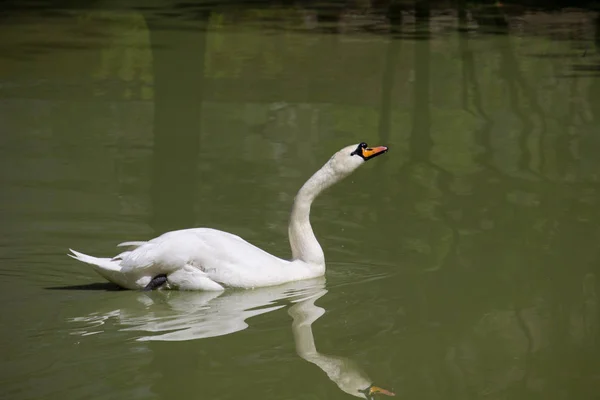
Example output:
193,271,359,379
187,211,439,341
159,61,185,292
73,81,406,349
69,142,388,291
70,228,319,290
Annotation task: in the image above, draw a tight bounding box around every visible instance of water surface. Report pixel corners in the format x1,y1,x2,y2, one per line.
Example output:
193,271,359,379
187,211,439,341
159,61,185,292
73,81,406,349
1,2,599,399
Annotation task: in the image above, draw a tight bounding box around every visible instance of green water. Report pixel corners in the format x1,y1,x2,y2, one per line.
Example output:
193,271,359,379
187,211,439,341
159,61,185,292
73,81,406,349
1,2,599,399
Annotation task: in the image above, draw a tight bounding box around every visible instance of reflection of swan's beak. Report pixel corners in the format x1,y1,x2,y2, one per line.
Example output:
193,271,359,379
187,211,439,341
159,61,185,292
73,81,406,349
363,146,388,161
369,386,395,397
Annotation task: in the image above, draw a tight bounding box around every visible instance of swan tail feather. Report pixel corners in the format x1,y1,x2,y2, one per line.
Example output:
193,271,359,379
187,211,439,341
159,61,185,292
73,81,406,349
68,249,132,289
117,241,146,248
68,249,120,270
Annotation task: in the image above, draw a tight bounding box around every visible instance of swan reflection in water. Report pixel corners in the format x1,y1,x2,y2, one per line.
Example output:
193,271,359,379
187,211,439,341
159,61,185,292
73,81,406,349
70,278,325,341
289,289,395,399
70,277,394,398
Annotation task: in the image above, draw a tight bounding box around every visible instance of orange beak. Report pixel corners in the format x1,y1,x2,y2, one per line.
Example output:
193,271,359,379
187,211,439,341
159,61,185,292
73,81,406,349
362,146,388,160
369,386,396,397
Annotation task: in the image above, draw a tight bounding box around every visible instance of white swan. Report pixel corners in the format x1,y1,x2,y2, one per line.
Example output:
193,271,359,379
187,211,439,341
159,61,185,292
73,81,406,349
68,142,388,291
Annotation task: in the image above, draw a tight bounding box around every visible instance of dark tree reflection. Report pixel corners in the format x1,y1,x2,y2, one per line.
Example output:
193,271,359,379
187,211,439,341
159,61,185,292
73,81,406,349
409,1,432,164
377,1,403,145
145,11,211,234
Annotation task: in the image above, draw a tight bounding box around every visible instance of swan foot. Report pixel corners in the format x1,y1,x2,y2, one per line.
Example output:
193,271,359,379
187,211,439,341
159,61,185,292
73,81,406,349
143,274,168,291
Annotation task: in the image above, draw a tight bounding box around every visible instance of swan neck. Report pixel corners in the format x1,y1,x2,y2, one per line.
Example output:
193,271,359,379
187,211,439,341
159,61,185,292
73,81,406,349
289,164,338,266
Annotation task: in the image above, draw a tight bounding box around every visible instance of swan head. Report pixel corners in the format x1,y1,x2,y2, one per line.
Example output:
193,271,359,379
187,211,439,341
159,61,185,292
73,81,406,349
329,142,388,176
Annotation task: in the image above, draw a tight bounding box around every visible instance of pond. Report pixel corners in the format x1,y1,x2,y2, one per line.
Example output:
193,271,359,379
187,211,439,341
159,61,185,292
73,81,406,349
0,1,599,399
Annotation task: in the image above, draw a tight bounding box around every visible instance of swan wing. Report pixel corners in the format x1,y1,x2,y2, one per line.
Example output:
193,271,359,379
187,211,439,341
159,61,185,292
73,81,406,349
117,241,147,248
118,228,298,288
